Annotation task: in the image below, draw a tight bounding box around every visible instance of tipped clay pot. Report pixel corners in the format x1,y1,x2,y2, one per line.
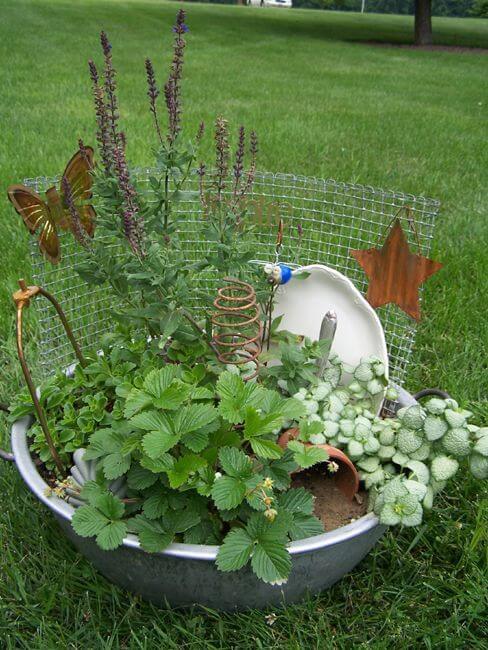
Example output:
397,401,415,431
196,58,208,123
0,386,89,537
278,428,360,501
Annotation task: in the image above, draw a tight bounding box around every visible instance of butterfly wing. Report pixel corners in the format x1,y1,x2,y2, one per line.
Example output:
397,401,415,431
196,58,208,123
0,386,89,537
7,185,60,263
61,146,96,237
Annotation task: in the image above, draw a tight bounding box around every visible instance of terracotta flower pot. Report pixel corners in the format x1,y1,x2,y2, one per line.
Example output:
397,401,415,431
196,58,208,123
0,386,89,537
278,428,360,501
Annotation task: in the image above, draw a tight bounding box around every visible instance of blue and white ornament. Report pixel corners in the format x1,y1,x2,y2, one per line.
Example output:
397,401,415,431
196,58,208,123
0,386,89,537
264,263,293,285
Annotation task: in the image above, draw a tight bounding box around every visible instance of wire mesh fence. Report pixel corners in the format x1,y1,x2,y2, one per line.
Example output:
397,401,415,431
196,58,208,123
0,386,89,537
26,170,440,397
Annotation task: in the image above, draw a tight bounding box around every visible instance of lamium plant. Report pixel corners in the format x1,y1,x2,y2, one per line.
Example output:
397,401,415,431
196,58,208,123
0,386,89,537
7,9,488,587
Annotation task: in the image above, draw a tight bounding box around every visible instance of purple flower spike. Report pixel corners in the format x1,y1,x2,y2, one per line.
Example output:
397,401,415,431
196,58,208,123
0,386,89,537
145,57,163,145
88,59,113,173
164,9,188,145
172,23,189,34
62,176,88,247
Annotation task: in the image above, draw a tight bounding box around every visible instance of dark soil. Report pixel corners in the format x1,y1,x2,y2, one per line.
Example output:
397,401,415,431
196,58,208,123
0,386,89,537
291,467,368,532
363,41,488,55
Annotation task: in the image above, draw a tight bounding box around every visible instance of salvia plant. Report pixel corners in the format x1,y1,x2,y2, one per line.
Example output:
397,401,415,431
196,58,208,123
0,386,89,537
8,10,487,585
76,9,267,342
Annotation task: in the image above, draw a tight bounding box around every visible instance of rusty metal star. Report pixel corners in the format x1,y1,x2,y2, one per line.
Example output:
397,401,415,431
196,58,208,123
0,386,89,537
351,218,442,321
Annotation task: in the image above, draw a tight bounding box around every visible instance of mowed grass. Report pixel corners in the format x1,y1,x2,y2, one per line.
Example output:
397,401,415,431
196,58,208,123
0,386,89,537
0,0,487,647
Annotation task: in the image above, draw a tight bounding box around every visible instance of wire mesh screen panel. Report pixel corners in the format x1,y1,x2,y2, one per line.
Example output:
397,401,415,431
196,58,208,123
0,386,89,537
27,171,439,394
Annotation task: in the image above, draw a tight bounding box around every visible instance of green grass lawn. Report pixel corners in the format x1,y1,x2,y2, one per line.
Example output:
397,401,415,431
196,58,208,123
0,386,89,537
0,0,487,647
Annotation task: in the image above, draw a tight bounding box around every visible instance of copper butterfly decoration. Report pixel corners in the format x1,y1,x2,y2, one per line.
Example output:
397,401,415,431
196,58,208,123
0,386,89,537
7,147,96,264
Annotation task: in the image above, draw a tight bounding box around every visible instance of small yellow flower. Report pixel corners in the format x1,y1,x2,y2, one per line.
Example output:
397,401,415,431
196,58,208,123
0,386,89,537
263,477,274,489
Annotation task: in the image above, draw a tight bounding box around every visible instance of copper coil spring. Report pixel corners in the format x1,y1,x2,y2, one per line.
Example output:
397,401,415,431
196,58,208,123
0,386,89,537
211,278,263,380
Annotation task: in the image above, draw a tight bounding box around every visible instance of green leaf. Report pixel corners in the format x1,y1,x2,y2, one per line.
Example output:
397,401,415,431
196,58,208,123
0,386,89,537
211,476,246,510
250,438,283,460
216,372,265,424
141,528,174,553
278,487,315,515
190,386,215,400
246,510,291,540
166,454,207,489
299,419,325,440
143,489,170,519
142,429,181,459
94,492,125,520
72,505,108,537
218,447,253,478
130,410,173,432
129,516,174,553
184,520,216,545
140,368,191,411
127,463,159,490
124,389,153,418
216,528,254,572
244,474,266,510
119,433,142,456
159,311,183,340
115,381,133,399
260,392,306,421
96,520,127,550
165,507,201,533
278,490,324,540
140,453,175,473
79,480,105,506
181,427,210,453
175,403,219,435
287,441,329,469
153,382,191,410
143,366,179,398
102,452,131,480
251,538,291,585
287,513,324,541
243,407,284,439
263,450,297,491
83,429,119,461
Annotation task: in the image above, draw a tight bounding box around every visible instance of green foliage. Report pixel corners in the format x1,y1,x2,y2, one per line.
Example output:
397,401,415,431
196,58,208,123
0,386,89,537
282,350,487,529
72,483,127,550
292,0,478,19
261,334,334,395
470,0,488,17
12,327,326,585
13,321,487,583
287,440,329,469
216,496,322,584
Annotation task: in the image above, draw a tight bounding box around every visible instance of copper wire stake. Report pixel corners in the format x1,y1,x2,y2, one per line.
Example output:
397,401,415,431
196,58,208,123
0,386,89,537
13,279,88,475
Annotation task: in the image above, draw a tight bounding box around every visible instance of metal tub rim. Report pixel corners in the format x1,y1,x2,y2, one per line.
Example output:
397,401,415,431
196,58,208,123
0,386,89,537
11,415,380,562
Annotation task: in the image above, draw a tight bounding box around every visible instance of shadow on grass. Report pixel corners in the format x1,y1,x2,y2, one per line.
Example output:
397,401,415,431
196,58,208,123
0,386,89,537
181,5,488,49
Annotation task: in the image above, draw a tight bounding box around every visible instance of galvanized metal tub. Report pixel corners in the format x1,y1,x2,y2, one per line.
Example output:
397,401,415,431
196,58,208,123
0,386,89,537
10,414,389,611
9,386,424,610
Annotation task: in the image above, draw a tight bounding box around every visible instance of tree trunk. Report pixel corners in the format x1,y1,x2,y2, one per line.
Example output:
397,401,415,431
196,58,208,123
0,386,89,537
414,0,433,46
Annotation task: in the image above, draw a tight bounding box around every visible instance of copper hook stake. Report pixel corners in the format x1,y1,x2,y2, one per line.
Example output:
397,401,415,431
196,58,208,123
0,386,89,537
13,279,88,475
